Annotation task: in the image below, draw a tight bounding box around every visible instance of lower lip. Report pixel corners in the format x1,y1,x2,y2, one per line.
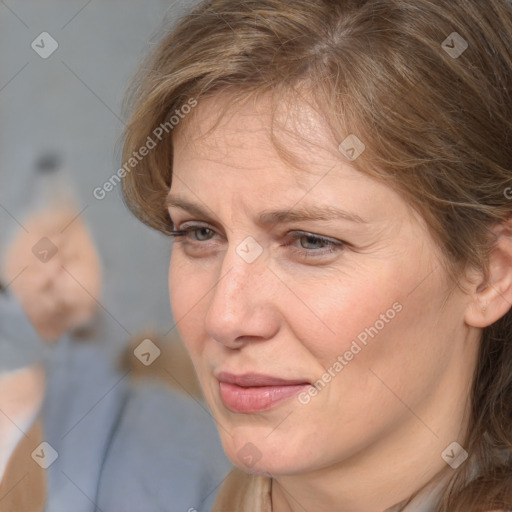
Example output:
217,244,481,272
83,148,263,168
219,382,309,413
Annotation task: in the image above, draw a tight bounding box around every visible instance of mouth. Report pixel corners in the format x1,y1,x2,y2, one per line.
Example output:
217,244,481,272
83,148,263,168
216,372,310,414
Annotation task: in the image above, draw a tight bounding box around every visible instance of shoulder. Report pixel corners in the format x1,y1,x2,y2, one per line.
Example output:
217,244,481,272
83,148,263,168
105,378,227,456
97,379,232,512
42,337,128,511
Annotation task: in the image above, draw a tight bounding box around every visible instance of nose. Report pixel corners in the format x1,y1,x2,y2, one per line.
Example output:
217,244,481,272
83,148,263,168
204,247,280,349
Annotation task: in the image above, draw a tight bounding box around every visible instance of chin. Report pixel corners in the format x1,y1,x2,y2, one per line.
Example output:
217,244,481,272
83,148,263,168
217,426,316,477
204,384,333,475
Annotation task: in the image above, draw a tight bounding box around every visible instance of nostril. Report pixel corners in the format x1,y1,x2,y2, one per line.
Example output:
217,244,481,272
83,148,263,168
213,336,246,350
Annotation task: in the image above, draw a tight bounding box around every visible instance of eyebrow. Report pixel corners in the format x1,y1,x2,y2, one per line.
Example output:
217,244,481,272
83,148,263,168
166,195,368,227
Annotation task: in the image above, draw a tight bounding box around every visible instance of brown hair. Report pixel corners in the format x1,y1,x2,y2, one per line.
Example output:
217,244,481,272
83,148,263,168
121,1,512,509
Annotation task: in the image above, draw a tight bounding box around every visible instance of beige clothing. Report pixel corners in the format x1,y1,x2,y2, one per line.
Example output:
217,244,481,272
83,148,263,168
212,468,449,512
213,469,272,512
0,418,46,512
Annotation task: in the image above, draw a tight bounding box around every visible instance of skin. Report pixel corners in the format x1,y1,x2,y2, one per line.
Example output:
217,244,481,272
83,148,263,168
2,208,101,341
168,94,511,512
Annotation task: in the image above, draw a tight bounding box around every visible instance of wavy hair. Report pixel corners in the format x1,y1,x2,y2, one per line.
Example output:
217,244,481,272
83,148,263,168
121,1,512,509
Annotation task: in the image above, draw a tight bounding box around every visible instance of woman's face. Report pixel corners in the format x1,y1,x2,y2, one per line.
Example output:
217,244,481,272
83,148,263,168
168,95,478,477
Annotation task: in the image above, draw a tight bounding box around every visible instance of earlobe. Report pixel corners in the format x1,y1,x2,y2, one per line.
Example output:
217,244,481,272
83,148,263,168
464,219,512,329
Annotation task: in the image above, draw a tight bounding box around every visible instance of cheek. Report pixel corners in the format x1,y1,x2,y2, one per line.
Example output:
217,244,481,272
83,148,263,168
168,253,208,358
309,270,452,420
169,255,190,327
299,260,448,387
290,269,402,366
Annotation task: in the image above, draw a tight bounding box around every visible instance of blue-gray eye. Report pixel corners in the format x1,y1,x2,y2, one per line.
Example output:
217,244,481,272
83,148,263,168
193,227,214,241
298,234,331,250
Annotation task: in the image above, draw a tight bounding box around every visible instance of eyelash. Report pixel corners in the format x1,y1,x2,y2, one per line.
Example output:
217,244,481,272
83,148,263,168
168,226,345,259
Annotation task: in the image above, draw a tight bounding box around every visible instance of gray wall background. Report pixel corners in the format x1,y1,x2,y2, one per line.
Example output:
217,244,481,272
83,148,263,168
0,0,192,353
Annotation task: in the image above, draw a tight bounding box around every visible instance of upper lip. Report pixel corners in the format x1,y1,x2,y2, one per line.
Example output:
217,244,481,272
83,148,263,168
216,371,310,387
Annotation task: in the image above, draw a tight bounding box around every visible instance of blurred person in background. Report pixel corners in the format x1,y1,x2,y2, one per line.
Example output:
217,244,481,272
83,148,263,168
0,159,230,511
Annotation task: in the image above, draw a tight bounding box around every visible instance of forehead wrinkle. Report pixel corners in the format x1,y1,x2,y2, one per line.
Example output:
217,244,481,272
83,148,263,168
175,90,345,180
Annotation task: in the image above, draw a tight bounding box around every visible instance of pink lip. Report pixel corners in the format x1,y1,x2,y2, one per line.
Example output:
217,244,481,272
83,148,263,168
217,372,310,413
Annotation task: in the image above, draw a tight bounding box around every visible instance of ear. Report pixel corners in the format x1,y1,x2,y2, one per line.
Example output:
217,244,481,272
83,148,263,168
464,218,512,328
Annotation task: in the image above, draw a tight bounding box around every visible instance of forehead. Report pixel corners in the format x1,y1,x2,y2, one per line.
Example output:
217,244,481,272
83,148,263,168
173,91,354,185
170,93,418,234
